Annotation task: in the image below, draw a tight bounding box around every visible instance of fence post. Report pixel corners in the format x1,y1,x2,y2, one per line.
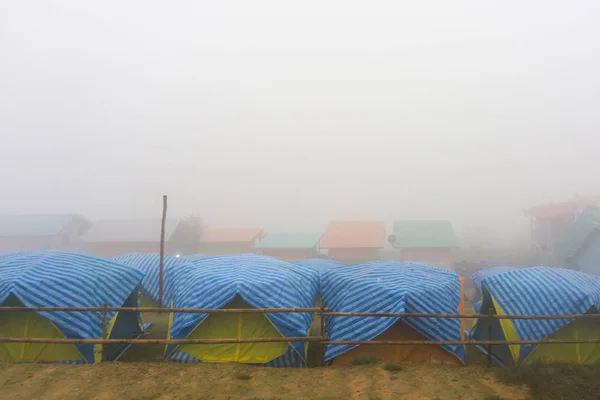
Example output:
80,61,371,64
487,308,493,368
159,195,167,308
320,306,326,366
101,303,108,362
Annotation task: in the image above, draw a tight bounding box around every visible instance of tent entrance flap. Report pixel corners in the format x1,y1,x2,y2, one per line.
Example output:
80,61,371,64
490,295,520,364
0,296,84,363
331,320,463,366
175,296,289,363
471,293,516,367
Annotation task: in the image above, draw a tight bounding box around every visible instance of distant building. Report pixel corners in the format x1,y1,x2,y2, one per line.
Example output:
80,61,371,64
0,214,91,252
524,196,600,263
560,206,600,276
388,220,459,270
255,232,322,261
320,220,386,264
199,228,264,256
80,219,200,257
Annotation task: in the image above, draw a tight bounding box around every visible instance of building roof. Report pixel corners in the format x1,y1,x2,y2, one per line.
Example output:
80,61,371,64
559,206,600,260
81,219,181,243
0,250,143,363
255,232,322,249
391,220,459,248
113,253,189,305
475,267,600,363
320,221,386,249
167,254,319,362
321,261,464,362
199,228,263,244
0,214,81,237
523,196,600,219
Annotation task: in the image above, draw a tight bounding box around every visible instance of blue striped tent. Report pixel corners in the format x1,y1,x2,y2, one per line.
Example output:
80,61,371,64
181,253,208,261
471,266,517,311
321,261,465,364
166,254,320,367
112,253,189,306
470,266,600,366
0,251,145,363
295,258,344,272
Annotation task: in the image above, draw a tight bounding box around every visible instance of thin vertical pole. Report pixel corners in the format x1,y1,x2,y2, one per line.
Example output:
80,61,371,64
101,302,108,361
159,195,168,308
320,306,325,338
487,308,493,368
320,305,326,366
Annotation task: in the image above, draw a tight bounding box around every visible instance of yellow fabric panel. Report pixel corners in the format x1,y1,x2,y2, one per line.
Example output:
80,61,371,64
0,309,83,363
525,318,600,365
94,313,120,363
331,320,463,366
491,296,520,364
176,297,288,364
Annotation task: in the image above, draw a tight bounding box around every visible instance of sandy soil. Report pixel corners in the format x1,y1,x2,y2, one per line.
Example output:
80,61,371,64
0,362,530,400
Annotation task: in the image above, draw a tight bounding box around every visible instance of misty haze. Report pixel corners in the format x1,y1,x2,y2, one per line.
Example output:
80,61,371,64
2,1,599,247
1,2,600,399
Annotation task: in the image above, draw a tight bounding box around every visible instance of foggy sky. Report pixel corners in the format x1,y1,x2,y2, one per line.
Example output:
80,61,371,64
1,1,600,244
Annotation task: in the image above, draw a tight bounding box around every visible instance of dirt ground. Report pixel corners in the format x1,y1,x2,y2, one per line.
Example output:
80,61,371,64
0,362,530,400
4,305,598,400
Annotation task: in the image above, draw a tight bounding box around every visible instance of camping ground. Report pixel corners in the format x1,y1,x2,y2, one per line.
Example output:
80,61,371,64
1,310,600,399
2,361,600,400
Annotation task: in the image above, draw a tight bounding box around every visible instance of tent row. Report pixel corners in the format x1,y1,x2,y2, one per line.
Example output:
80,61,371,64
0,251,598,367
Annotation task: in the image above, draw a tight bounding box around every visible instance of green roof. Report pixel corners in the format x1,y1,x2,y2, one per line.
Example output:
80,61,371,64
559,206,600,260
392,220,459,248
255,232,322,249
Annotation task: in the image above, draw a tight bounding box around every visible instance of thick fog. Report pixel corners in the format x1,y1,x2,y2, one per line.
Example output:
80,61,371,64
1,1,599,245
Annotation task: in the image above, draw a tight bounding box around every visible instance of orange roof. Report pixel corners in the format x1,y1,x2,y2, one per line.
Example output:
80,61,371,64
524,196,600,219
200,228,264,244
320,221,386,249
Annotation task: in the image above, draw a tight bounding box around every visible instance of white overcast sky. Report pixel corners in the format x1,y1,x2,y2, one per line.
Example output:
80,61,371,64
1,1,599,242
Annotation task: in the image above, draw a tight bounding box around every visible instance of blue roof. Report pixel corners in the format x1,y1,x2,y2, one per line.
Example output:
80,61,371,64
0,251,143,363
112,253,190,306
295,258,344,279
471,266,517,301
475,266,600,362
0,214,79,236
180,253,208,261
166,254,320,363
560,206,600,261
321,261,465,362
295,258,344,270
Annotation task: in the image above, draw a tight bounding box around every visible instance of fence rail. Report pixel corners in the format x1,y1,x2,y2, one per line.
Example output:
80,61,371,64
1,305,598,367
2,306,598,320
0,306,325,314
2,337,600,346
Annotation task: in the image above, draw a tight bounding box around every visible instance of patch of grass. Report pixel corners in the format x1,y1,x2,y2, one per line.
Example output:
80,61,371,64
483,396,504,400
495,364,600,400
351,356,377,366
383,363,403,373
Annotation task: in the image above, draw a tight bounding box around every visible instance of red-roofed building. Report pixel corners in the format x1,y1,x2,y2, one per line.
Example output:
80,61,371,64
320,221,386,264
524,195,600,263
199,228,264,256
